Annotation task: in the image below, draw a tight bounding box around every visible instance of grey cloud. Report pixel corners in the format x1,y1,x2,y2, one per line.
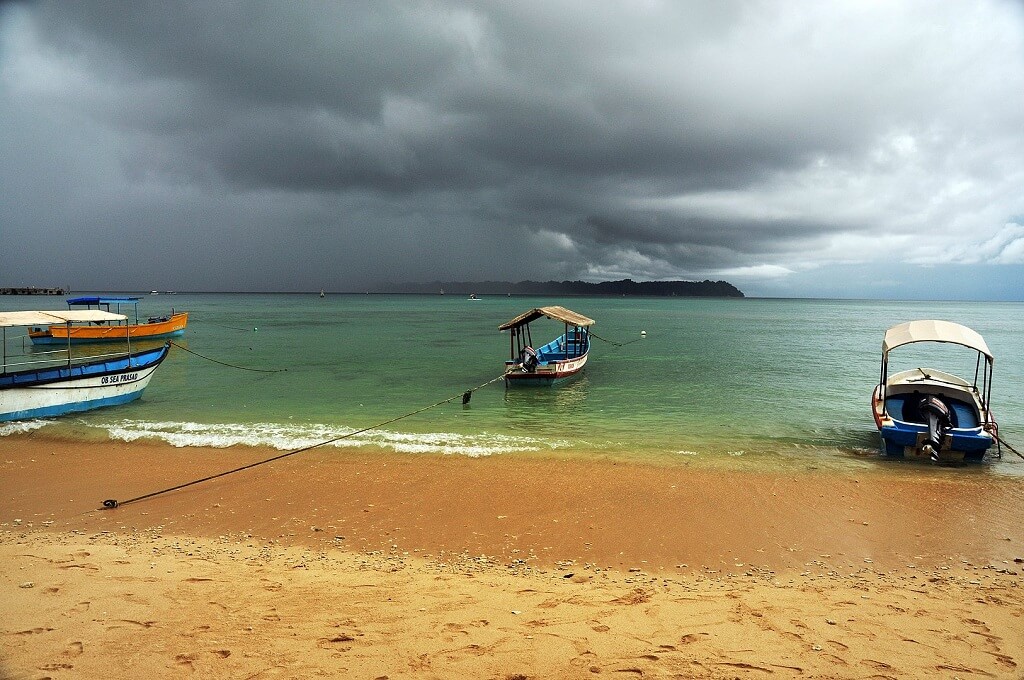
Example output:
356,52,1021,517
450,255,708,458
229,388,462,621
2,1,1023,297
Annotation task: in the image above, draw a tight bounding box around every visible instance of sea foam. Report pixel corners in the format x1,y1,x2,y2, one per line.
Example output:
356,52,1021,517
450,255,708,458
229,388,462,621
102,419,563,457
0,420,50,437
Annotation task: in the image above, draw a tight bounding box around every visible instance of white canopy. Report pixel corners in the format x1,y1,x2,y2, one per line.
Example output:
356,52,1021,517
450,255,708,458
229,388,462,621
0,310,126,328
882,319,992,359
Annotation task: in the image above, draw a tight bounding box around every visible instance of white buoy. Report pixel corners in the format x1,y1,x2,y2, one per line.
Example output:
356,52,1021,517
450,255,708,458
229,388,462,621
640,330,647,337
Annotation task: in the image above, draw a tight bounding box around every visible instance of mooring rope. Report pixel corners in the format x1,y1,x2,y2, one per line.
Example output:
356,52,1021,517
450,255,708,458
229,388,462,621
100,370,511,509
588,330,646,347
169,341,286,373
995,432,1024,461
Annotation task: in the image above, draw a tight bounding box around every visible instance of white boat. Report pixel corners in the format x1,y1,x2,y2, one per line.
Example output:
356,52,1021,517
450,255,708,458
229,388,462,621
1,310,169,422
872,320,997,463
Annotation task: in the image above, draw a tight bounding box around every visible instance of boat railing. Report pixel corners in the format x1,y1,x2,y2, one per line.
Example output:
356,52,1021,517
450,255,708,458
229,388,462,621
1,348,131,374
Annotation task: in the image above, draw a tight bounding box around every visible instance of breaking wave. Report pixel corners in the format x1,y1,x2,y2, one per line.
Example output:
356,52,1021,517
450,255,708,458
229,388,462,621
101,419,565,457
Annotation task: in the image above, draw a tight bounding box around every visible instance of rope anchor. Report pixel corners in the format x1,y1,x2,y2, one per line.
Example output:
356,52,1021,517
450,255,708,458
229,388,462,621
169,341,286,373
589,330,647,347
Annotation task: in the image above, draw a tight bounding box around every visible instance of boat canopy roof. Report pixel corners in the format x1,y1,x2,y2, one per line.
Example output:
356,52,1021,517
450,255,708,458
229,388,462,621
498,306,595,331
67,296,141,306
883,319,992,359
0,310,127,328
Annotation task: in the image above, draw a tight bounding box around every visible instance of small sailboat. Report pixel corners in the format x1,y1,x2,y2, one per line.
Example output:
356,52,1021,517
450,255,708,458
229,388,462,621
28,296,187,345
872,320,997,463
1,310,169,421
499,306,594,386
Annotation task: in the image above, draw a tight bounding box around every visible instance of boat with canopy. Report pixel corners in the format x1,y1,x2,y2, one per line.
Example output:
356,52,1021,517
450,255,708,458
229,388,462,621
28,296,187,345
871,319,997,463
498,306,594,386
1,310,168,421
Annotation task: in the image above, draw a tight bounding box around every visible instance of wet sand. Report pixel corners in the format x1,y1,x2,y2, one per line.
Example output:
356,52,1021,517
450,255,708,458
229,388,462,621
4,434,1024,678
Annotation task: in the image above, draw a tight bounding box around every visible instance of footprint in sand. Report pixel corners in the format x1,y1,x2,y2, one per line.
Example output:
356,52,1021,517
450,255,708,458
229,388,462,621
318,634,355,646
39,662,74,671
174,653,197,670
64,641,83,657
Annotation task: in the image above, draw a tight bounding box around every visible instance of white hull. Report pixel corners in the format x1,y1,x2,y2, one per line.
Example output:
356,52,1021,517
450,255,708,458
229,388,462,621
0,363,160,422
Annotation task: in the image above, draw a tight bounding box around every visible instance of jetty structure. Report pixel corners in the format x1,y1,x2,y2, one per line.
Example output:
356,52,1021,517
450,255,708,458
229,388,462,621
0,287,68,295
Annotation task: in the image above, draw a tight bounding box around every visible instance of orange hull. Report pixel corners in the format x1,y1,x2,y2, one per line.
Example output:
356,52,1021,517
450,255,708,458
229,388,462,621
29,312,188,344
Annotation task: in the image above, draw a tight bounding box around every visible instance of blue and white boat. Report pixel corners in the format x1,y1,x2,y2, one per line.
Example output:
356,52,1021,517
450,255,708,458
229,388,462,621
499,306,594,387
1,310,169,422
871,320,997,463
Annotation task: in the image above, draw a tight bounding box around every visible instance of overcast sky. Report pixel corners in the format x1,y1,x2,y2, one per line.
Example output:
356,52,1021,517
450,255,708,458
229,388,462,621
2,1,1023,299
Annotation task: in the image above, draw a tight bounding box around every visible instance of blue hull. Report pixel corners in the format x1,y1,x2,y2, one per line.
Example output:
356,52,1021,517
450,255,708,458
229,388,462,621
879,421,993,462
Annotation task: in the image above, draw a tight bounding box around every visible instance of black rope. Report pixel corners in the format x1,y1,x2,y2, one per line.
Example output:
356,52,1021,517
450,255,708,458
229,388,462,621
206,323,254,332
169,341,286,373
589,330,646,347
994,431,1024,461
100,370,510,509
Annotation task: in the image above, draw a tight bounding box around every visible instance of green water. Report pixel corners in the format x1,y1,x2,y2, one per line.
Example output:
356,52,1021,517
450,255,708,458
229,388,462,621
3,293,1023,474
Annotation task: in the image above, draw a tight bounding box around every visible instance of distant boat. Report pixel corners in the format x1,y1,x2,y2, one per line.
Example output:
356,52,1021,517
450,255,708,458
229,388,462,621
1,310,169,422
27,296,187,345
872,320,997,463
499,306,594,387
468,293,479,300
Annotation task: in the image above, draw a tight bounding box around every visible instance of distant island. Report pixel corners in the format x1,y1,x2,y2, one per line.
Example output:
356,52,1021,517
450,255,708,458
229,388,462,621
380,279,744,297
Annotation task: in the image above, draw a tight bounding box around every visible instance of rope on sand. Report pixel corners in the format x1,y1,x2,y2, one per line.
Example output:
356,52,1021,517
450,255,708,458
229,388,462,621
100,370,510,510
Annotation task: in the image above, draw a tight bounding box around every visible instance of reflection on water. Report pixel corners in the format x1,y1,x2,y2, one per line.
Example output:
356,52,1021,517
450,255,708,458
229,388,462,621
501,375,591,438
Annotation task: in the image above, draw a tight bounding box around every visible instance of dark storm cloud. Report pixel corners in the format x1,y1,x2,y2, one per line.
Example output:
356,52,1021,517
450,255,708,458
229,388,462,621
2,1,1024,296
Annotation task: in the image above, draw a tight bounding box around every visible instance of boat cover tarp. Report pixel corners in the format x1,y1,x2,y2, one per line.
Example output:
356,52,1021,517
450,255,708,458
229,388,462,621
66,296,142,305
0,310,126,328
883,319,992,359
499,306,595,330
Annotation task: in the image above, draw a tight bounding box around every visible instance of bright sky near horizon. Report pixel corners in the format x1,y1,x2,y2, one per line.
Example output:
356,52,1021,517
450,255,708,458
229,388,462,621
2,1,1023,299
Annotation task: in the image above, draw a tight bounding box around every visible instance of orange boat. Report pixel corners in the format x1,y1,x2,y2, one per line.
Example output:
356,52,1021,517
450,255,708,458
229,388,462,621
28,296,188,345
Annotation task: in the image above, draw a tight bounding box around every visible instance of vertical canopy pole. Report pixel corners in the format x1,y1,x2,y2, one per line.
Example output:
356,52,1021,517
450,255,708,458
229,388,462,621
879,354,888,415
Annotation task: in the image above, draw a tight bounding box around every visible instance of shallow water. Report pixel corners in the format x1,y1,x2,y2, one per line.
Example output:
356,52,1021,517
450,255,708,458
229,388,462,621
3,293,1023,476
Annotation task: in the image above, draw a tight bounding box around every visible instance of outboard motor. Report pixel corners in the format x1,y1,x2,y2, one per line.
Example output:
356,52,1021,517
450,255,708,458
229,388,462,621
918,395,952,462
520,346,538,372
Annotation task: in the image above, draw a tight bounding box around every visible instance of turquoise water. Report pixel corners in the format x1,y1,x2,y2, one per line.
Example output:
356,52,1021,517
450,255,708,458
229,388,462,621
3,293,1023,474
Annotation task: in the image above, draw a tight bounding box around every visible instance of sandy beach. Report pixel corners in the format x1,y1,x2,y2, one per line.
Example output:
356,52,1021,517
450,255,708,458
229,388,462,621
4,435,1024,678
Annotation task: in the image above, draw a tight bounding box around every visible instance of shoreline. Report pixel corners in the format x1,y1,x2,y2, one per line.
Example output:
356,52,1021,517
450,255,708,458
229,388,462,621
5,434,1024,572
5,434,1024,677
